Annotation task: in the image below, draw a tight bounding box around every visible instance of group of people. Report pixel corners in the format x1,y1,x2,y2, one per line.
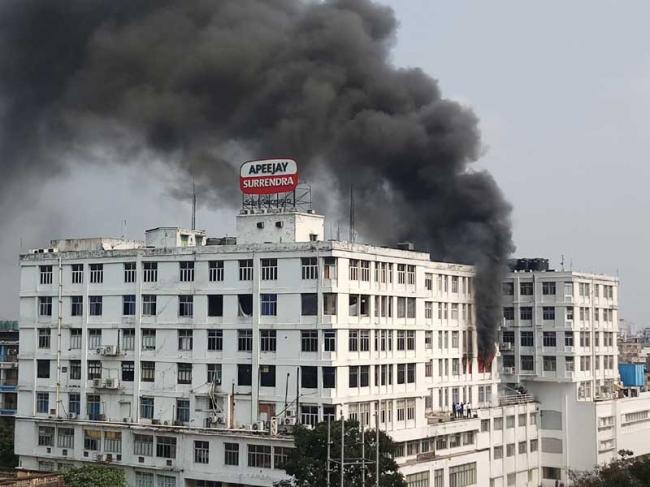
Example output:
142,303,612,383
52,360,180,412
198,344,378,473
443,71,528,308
451,401,472,419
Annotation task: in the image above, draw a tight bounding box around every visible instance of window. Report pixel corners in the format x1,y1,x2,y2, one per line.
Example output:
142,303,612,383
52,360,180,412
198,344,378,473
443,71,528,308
542,467,561,480
89,264,103,284
542,281,556,295
503,282,514,295
38,328,51,349
493,445,503,459
39,296,52,316
207,364,222,384
349,330,359,352
104,431,122,453
142,329,156,350
361,261,371,281
324,330,336,352
84,429,101,450
71,296,83,317
503,307,514,320
88,329,101,349
176,399,190,423
225,443,239,466
260,330,276,352
122,328,135,351
67,329,82,350
179,295,193,317
178,330,193,351
301,366,317,388
207,330,223,351
239,259,253,280
177,363,192,384
297,330,316,352
36,392,49,413
140,397,154,419
134,434,153,456
322,367,336,388
238,294,253,317
521,355,534,371
297,257,317,280
70,360,81,380
208,260,224,281
87,360,102,380
140,295,156,316
38,426,54,446
565,331,574,347
301,404,319,427
520,282,533,295
238,364,252,386
238,330,253,352
261,294,277,316
57,428,74,448
122,361,134,382
123,295,136,316
543,306,555,320
543,356,557,372
323,293,337,315
260,365,276,387
68,393,80,415
520,331,534,347
124,262,136,283
156,436,177,459
179,261,195,282
349,366,369,388
349,259,360,280
89,296,102,316
71,264,83,284
157,476,176,487
261,259,277,280
494,417,503,430
449,462,476,487
300,293,317,316
274,446,292,470
248,444,271,468
194,440,209,464
323,257,337,279
520,307,532,320
207,295,223,317
543,332,556,347
141,362,155,382
506,443,515,456
360,330,370,351
143,262,158,282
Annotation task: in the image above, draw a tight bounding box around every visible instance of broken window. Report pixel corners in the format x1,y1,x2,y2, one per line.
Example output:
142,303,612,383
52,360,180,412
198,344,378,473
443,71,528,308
238,294,253,317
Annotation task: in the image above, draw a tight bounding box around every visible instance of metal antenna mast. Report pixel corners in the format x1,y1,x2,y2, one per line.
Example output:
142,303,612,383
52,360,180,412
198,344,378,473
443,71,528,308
191,179,197,230
349,185,355,243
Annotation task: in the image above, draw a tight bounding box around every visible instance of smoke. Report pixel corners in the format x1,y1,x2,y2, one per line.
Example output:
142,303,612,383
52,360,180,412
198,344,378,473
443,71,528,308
0,0,513,358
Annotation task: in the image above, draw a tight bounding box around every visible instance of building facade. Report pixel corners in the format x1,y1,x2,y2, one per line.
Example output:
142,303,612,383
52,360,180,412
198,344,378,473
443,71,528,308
0,321,18,416
15,210,539,487
501,264,650,485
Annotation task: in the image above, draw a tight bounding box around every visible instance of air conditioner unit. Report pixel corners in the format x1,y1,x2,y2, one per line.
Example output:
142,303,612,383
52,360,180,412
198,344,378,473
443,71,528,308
500,342,512,351
284,416,297,426
98,414,107,421
102,345,117,355
151,419,160,425
92,378,103,388
503,367,515,375
104,378,118,389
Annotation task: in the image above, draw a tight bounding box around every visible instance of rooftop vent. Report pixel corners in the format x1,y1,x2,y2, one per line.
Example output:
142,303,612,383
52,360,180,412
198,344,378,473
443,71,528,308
396,242,415,251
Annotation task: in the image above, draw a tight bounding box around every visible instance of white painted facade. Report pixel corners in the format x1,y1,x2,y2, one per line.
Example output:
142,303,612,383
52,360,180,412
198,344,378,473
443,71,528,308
501,269,650,485
16,210,540,487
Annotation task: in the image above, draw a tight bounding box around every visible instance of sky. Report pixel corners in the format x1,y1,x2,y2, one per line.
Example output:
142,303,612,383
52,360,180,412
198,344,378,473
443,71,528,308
1,0,649,328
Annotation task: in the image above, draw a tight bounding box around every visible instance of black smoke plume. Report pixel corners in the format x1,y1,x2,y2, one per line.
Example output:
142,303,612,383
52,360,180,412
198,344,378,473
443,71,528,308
0,0,513,358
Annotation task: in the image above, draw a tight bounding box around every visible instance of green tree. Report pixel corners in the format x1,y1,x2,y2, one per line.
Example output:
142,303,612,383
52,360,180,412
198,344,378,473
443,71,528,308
0,417,17,468
62,464,127,487
570,450,650,487
274,419,406,487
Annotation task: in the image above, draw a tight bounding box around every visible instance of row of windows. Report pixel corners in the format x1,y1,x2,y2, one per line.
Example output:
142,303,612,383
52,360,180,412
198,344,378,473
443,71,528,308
502,330,616,348
502,354,616,372
36,293,469,320
503,281,614,298
395,430,476,458
37,327,469,357
504,305,615,322
492,439,539,459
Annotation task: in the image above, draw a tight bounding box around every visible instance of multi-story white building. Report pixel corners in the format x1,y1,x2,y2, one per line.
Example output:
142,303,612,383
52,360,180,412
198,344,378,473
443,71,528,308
16,209,539,487
501,261,650,485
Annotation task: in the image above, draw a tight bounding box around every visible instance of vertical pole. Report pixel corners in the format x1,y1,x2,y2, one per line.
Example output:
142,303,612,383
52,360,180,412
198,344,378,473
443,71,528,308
340,414,345,487
296,367,300,424
375,403,380,487
327,416,331,487
361,420,366,487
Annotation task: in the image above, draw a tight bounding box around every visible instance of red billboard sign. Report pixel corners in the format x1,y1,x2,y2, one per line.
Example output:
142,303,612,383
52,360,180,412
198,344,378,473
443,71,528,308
240,158,299,195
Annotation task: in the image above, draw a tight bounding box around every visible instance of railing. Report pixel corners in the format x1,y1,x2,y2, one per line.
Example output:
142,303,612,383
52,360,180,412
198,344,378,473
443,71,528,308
498,393,536,406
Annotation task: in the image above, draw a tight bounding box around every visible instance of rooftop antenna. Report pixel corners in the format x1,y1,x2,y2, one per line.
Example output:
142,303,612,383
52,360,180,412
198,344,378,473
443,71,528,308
560,254,565,271
349,185,355,243
191,179,197,231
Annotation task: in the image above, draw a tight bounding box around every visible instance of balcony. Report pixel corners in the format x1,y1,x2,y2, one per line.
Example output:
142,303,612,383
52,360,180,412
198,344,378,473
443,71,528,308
0,383,17,393
498,392,536,406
